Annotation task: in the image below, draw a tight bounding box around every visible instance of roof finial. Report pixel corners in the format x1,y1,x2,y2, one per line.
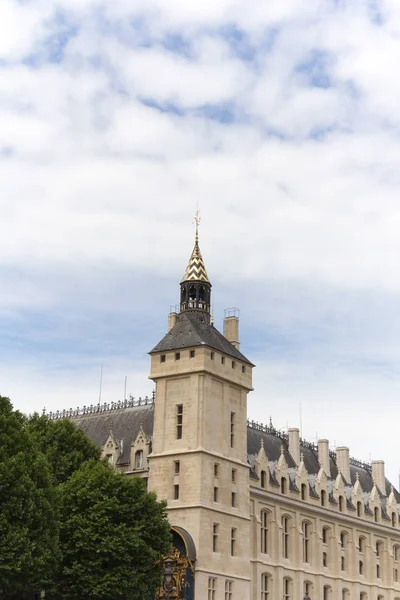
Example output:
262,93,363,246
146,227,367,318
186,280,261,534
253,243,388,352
194,206,201,244
280,444,284,456
260,438,264,450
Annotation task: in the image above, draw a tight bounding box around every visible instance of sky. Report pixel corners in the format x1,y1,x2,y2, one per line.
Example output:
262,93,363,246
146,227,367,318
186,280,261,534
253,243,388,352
2,0,400,484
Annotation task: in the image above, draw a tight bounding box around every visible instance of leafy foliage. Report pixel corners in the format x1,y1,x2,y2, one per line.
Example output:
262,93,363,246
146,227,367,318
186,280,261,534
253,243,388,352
0,396,59,598
54,460,171,600
27,413,100,485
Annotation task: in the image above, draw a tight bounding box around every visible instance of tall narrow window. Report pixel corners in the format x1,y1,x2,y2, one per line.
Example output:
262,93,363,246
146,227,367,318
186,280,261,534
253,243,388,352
302,521,310,563
231,528,236,556
176,404,183,439
214,463,219,477
230,412,235,448
281,477,287,494
321,489,327,506
393,512,397,527
174,460,180,474
231,469,237,483
323,585,331,600
224,580,233,600
357,501,362,517
394,545,399,583
208,577,217,600
339,495,344,512
261,573,271,600
282,516,290,559
212,523,219,552
301,483,307,500
261,510,269,554
135,450,144,470
213,486,219,502
174,484,179,499
322,526,330,567
231,492,236,507
261,470,266,488
283,577,292,600
375,506,380,522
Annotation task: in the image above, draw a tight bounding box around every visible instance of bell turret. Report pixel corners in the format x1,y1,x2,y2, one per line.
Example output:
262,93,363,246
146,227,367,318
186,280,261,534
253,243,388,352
180,211,211,319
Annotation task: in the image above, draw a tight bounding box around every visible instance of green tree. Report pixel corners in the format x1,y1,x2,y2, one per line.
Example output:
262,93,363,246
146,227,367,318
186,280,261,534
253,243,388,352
54,459,171,600
27,413,100,485
0,396,59,599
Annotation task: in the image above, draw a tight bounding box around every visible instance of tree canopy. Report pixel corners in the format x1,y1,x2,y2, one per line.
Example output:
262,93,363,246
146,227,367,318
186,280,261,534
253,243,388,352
0,396,171,600
54,460,171,600
27,413,100,485
0,396,59,599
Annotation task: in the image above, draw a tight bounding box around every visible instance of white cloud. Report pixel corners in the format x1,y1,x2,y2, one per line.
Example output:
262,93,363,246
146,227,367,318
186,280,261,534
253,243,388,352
2,0,400,483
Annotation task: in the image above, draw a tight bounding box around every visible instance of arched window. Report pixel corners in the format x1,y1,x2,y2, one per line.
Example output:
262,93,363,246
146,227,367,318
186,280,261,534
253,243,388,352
393,512,397,527
281,477,287,495
357,501,363,517
375,506,380,522
283,577,292,600
342,589,350,600
360,593,367,600
260,510,269,554
282,515,291,559
321,489,327,506
359,560,363,575
261,573,271,600
135,449,144,470
394,545,400,583
323,585,332,600
377,596,384,600
302,521,311,563
261,470,266,489
322,526,330,568
338,495,344,512
304,581,313,596
340,531,348,572
301,483,307,500
376,540,384,581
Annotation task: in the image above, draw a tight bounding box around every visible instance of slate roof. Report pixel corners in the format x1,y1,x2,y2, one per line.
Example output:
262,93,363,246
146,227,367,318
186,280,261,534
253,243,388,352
181,237,210,284
73,404,154,466
71,403,400,501
150,311,254,365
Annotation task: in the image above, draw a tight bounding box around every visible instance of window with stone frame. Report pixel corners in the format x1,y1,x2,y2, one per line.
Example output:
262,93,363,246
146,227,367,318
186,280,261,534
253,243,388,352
261,573,271,600
208,577,217,600
302,521,311,564
282,515,291,559
283,577,292,600
261,510,269,554
134,449,144,470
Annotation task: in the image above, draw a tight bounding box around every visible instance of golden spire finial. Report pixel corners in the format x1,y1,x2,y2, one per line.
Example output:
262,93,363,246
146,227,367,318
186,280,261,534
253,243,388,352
193,206,201,243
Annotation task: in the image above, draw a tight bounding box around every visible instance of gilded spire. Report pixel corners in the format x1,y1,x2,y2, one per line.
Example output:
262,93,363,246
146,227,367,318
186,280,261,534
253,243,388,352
181,210,210,284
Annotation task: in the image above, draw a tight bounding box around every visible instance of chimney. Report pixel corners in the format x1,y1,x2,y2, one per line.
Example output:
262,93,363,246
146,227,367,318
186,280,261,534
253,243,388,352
318,439,330,477
372,460,386,494
336,447,350,483
223,308,240,350
288,428,300,465
168,311,178,332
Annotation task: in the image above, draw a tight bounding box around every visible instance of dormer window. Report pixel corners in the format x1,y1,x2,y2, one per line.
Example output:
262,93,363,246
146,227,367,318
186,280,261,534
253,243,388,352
135,450,144,470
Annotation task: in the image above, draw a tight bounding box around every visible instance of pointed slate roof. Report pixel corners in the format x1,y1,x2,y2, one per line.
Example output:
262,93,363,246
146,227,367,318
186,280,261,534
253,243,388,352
150,311,254,365
181,236,210,284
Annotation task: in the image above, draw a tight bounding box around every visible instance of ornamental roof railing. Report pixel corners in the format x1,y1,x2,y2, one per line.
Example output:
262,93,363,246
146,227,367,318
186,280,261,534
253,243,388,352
43,390,155,421
247,418,371,472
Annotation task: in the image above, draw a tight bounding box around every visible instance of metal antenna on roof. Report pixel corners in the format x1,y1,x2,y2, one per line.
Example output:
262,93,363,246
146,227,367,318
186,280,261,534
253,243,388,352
299,400,303,439
98,365,103,404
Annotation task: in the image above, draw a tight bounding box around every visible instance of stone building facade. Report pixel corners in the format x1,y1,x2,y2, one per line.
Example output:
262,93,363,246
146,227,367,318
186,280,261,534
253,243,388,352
52,227,400,600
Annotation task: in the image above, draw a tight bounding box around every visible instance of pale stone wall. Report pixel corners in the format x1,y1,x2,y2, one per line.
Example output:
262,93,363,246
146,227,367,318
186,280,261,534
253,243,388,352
148,345,253,600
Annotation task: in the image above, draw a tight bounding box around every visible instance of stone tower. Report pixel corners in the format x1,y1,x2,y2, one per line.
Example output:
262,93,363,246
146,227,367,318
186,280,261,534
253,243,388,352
148,220,254,598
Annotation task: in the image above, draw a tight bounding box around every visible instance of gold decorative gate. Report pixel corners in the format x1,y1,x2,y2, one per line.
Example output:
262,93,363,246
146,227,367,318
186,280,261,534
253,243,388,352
155,546,194,599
